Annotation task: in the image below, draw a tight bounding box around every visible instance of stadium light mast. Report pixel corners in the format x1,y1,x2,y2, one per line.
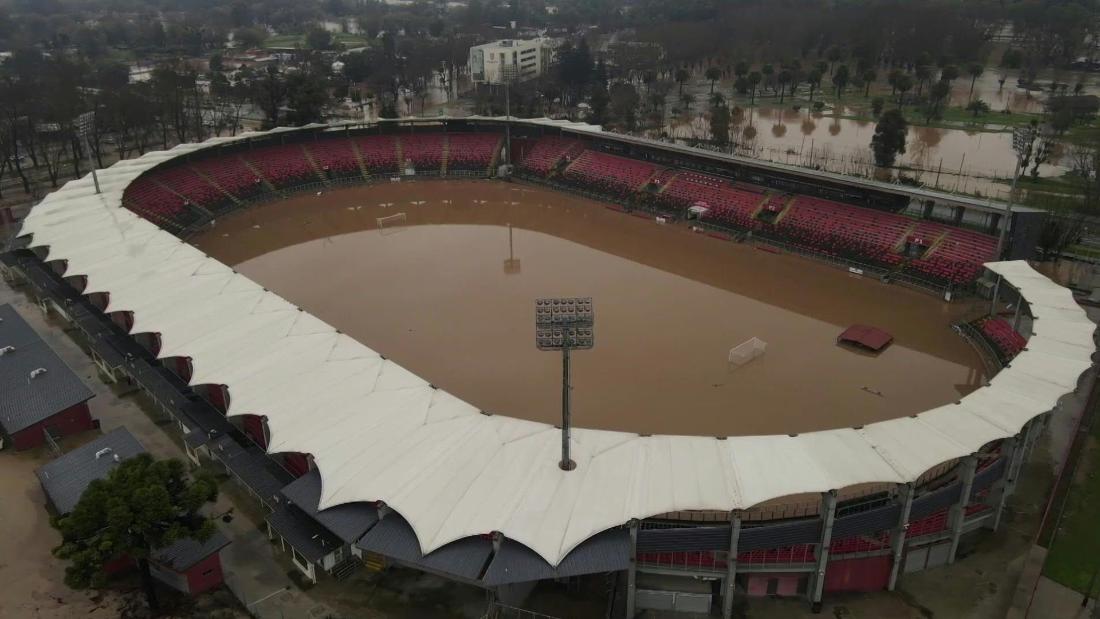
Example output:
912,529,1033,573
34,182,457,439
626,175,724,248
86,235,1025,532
996,125,1038,259
535,297,594,471
76,112,100,194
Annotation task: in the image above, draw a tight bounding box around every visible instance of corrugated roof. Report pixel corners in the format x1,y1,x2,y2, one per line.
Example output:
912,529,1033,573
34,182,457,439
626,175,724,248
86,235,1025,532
281,469,378,544
34,427,146,514
153,530,231,571
15,122,1094,567
0,304,95,435
266,504,344,564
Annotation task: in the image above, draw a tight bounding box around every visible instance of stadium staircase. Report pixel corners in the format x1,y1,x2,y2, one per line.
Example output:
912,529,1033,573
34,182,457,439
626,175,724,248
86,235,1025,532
189,166,243,208
394,138,405,173
349,140,371,179
151,177,216,222
298,145,329,185
238,156,278,195
440,136,450,175
330,557,361,581
363,552,387,573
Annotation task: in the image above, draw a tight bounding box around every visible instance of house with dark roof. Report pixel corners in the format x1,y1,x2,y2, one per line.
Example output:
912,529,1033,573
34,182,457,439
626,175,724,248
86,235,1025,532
35,427,231,595
0,304,96,450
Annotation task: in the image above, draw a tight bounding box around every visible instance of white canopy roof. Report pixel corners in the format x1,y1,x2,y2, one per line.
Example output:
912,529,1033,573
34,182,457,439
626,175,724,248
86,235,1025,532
17,126,1095,566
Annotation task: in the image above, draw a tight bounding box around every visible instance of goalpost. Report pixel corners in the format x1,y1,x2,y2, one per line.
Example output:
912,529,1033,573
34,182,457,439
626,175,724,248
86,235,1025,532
376,212,407,235
729,337,767,367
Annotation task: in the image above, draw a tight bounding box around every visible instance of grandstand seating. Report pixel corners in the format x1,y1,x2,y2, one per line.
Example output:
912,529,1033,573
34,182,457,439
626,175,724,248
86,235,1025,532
305,137,364,180
446,133,501,172
355,135,399,174
152,166,226,209
122,175,191,223
562,150,659,198
765,195,912,267
517,136,584,175
905,509,949,538
190,156,266,202
242,144,319,189
399,134,445,173
657,171,763,230
975,317,1027,360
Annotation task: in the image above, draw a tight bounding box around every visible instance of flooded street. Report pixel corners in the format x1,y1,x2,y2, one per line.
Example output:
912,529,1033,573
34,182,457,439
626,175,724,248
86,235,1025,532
194,181,986,437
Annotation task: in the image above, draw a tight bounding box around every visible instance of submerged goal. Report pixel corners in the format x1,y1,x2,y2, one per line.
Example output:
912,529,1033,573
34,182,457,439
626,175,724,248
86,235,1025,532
729,337,767,367
376,212,407,235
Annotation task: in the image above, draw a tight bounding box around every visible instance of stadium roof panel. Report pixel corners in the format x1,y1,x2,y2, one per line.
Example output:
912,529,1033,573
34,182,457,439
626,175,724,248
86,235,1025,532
16,126,1093,566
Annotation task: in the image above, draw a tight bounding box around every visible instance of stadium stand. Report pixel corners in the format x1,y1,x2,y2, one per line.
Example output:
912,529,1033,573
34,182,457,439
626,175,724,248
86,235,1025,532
446,133,502,172
398,134,445,173
974,317,1027,360
122,175,191,222
153,167,227,209
656,171,763,230
561,150,660,198
305,137,365,180
190,156,266,202
517,136,584,175
355,135,399,174
242,144,320,189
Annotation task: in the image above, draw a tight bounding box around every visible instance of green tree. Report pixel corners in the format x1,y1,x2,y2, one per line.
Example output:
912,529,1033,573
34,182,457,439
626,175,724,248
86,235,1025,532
705,66,722,94
680,91,695,111
870,108,908,167
832,64,850,99
305,27,333,50
777,69,792,103
894,74,913,105
826,46,843,74
924,80,951,121
915,64,932,97
233,26,267,49
675,67,690,95
747,71,762,105
761,63,774,94
53,455,218,614
940,64,959,84
733,61,749,78
710,102,730,145
807,69,822,102
862,69,876,97
967,63,984,100
966,98,991,117
871,96,885,117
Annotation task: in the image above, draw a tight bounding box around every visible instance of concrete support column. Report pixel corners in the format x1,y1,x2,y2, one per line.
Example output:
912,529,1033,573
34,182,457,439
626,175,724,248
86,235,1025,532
948,455,979,564
626,520,638,619
722,511,742,619
990,274,1002,316
810,490,838,613
989,212,1002,237
990,435,1023,532
887,483,915,590
953,206,965,225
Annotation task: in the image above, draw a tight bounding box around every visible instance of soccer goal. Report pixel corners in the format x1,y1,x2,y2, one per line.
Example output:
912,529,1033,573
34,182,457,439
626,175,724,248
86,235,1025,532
376,212,407,235
729,337,767,367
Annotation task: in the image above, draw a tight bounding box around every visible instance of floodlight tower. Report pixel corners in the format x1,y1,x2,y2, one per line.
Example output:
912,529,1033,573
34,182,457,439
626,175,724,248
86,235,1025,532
535,297,595,471
76,112,100,194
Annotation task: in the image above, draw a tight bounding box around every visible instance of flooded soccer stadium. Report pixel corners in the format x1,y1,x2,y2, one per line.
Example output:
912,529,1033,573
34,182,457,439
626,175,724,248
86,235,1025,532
192,180,987,437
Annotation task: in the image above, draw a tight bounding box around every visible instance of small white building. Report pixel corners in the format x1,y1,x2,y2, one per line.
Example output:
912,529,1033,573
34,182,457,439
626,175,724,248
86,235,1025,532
469,39,553,85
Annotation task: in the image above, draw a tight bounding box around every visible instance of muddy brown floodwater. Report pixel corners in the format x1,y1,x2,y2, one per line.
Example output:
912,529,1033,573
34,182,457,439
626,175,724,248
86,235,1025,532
192,180,987,437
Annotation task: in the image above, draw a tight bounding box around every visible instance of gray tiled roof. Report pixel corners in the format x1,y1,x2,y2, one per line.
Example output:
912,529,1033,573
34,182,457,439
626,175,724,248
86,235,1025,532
0,304,94,435
34,427,146,515
280,469,378,545
481,529,630,586
355,514,492,581
153,530,231,571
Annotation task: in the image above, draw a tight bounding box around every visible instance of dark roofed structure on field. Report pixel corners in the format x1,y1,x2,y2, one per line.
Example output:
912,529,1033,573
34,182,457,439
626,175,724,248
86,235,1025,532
0,304,95,450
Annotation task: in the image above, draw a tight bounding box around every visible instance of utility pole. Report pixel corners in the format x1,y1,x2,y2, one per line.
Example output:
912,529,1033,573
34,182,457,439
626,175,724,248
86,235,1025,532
77,112,101,194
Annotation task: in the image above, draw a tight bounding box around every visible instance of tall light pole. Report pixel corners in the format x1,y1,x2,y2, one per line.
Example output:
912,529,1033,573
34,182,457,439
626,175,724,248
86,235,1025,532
76,111,101,194
536,297,594,471
997,125,1038,259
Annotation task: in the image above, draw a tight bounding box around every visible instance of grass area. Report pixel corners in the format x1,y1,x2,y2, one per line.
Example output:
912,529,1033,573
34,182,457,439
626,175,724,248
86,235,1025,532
1042,414,1100,594
263,32,370,49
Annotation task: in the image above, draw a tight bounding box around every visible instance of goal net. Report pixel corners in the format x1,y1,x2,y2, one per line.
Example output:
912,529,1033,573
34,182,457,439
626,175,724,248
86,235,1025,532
729,337,767,367
376,212,407,235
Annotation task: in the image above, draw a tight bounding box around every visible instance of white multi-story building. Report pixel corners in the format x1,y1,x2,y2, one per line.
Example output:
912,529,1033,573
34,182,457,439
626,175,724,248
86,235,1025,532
469,39,553,85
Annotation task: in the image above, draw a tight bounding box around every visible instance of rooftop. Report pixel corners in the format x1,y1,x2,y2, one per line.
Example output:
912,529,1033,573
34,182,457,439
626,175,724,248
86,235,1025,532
35,427,146,515
0,304,94,436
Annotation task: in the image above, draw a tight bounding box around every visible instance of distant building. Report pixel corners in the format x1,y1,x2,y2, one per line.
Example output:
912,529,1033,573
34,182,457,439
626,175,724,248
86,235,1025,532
469,39,553,85
0,304,95,451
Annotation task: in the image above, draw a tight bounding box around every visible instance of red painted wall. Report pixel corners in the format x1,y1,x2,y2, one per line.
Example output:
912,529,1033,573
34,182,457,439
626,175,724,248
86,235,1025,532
11,402,95,450
242,415,267,449
184,552,225,595
284,452,310,478
823,555,891,593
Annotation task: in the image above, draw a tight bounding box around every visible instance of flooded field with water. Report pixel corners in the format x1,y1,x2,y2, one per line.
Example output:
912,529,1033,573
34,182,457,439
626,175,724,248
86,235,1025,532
193,180,987,437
